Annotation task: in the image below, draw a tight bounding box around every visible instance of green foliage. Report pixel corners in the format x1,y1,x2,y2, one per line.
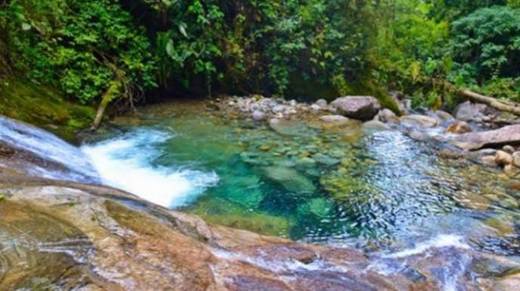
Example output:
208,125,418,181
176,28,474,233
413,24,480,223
2,0,156,104
374,1,450,85
139,0,377,97
1,0,519,113
481,77,520,101
450,6,520,84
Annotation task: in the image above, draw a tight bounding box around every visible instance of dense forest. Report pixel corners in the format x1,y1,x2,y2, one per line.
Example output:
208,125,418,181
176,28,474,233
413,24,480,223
1,0,519,117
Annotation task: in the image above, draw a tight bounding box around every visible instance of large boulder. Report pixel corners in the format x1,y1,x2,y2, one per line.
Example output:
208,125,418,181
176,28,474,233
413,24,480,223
330,96,381,121
451,124,520,150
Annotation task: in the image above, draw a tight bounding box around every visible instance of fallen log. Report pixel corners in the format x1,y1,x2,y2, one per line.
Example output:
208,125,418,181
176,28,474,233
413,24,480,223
460,89,520,116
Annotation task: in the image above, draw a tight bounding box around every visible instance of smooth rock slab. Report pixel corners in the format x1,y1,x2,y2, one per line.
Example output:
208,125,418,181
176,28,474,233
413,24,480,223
451,124,520,150
319,115,350,124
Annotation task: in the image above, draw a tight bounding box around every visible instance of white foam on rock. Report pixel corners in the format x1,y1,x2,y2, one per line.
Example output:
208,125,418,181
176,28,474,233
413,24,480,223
0,116,99,182
382,234,470,259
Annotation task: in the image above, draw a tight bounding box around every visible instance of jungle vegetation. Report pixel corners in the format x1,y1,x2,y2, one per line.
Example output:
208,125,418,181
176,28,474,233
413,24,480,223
0,0,519,119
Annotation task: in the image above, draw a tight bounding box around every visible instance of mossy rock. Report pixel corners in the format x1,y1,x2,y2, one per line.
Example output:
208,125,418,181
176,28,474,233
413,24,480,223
0,78,95,141
187,198,293,236
320,172,374,201
297,198,334,219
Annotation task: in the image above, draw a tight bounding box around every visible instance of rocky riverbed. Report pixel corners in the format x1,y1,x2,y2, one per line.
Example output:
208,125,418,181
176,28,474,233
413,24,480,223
215,95,520,178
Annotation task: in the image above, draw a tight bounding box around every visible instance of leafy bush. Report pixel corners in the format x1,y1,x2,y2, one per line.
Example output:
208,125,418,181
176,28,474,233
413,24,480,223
450,6,520,84
3,0,157,104
139,0,377,97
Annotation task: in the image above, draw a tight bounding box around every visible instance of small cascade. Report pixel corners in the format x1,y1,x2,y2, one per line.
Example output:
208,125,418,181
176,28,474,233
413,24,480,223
80,128,219,208
0,116,99,183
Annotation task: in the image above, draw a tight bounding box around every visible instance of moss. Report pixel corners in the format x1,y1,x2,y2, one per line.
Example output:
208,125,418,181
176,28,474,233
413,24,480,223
0,78,95,141
187,198,293,237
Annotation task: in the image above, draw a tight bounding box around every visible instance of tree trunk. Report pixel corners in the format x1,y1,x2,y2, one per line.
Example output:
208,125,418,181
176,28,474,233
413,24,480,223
91,80,121,130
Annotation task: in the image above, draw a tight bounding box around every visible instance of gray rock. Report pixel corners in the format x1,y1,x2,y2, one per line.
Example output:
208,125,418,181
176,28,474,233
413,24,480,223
400,115,438,128
252,110,266,121
310,104,322,111
502,145,515,154
455,101,489,122
272,105,287,113
435,110,454,121
363,120,389,131
331,96,381,121
315,99,328,107
319,115,350,123
512,152,520,168
377,108,399,123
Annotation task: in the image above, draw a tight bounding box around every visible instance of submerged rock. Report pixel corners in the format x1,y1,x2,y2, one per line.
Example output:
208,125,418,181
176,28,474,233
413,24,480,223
263,166,317,194
331,96,381,121
297,198,334,219
319,115,350,124
268,118,313,136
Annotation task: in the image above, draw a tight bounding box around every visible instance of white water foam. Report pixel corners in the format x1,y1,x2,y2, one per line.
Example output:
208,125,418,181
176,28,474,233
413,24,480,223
80,129,219,208
382,234,470,259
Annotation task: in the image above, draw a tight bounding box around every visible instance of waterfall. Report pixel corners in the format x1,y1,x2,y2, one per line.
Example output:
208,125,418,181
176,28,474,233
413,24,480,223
0,116,99,183
80,129,219,208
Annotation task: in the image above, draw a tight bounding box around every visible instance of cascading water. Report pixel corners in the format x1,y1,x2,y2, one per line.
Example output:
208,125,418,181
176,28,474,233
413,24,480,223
80,128,219,208
0,116,99,183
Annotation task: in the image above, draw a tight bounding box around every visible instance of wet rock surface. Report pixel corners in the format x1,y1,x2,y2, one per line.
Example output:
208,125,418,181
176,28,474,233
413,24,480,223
451,124,520,150
0,173,518,290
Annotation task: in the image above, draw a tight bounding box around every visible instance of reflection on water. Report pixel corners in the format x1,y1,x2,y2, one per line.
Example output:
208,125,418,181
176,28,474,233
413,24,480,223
82,101,520,255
